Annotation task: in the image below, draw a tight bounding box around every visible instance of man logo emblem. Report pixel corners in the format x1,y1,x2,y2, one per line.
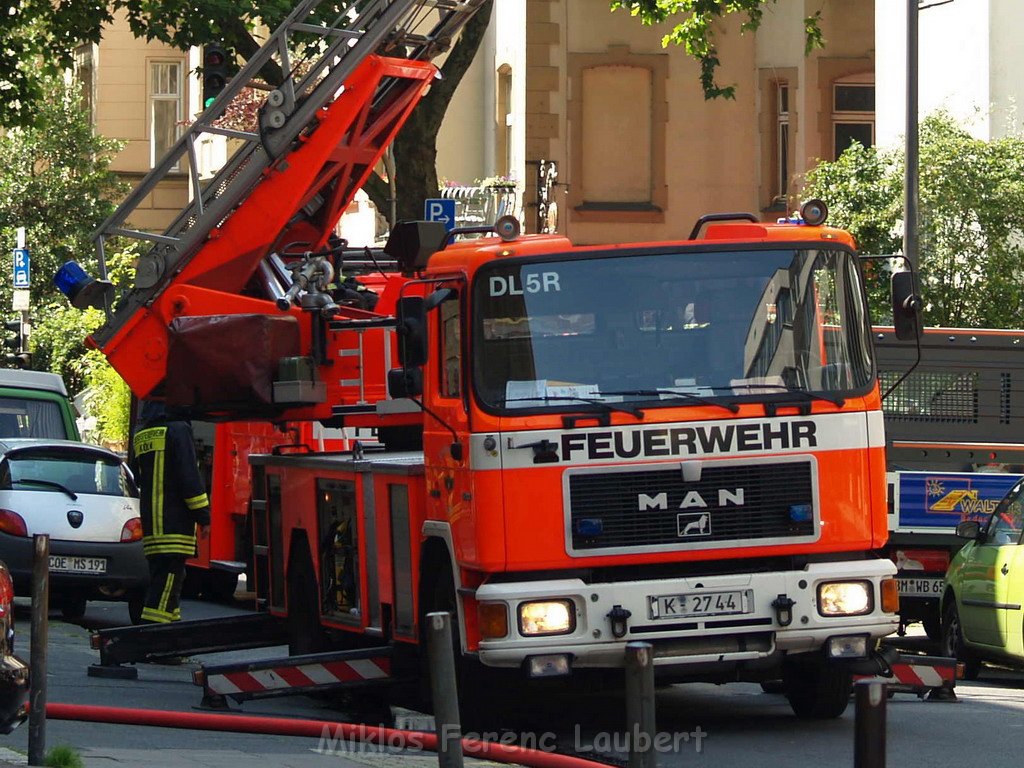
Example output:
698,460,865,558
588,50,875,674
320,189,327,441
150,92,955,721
677,512,711,537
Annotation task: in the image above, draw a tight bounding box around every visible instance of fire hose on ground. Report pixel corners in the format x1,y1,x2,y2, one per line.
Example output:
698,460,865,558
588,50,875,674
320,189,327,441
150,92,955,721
45,702,610,768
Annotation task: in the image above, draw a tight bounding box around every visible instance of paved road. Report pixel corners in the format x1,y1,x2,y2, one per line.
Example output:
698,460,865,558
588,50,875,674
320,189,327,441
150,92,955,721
1,596,489,767
4,595,1024,767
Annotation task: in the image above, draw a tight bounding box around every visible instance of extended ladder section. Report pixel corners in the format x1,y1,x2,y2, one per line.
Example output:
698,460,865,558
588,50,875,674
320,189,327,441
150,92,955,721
88,0,485,401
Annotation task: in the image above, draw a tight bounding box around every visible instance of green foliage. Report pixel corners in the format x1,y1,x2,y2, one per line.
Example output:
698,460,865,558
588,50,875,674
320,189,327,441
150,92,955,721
610,0,824,99
0,75,126,311
78,348,132,449
0,2,365,127
30,246,137,448
43,745,85,768
0,71,126,413
804,112,1024,328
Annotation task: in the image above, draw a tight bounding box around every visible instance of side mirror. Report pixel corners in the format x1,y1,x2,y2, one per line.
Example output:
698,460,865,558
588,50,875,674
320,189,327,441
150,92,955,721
891,271,922,341
395,296,427,367
387,367,423,398
955,520,981,540
424,287,454,312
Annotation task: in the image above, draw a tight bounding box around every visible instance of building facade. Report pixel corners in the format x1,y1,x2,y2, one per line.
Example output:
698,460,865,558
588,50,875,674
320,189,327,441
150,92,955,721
76,10,191,232
82,1,876,244
517,0,874,244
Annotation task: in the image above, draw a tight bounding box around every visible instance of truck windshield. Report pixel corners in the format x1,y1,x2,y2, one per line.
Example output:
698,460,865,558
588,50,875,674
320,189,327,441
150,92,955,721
472,247,874,412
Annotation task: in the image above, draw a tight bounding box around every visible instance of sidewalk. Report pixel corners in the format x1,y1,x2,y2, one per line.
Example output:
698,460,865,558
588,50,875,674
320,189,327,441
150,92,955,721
0,745,510,767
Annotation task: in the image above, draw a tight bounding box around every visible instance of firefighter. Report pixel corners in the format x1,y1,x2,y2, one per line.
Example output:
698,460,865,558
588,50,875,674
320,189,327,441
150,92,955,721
132,400,210,624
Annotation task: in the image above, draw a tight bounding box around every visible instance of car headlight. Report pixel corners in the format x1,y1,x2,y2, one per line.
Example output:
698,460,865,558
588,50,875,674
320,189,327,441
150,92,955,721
518,600,575,636
817,581,873,616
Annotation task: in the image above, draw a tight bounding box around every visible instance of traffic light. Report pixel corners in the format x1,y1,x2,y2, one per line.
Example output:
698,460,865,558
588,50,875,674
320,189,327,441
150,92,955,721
3,319,29,369
202,44,231,108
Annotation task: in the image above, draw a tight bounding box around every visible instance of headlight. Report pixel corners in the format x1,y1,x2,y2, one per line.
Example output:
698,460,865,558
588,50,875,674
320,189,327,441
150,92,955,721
518,600,575,636
817,581,873,616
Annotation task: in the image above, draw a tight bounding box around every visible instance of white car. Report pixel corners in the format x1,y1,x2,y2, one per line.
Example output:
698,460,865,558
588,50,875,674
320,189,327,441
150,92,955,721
0,439,147,623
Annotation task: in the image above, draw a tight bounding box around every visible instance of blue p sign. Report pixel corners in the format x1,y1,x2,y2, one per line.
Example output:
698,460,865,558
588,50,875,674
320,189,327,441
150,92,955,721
12,248,29,289
424,199,456,232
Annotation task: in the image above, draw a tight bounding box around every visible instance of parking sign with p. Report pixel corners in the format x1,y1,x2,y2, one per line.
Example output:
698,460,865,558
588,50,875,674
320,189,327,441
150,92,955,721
12,248,29,289
424,198,456,232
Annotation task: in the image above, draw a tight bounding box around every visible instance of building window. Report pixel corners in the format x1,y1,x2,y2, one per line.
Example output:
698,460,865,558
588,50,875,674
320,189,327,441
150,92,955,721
833,81,874,159
776,83,790,203
74,46,95,127
568,47,667,222
150,61,183,169
496,66,513,179
758,67,797,213
581,65,651,205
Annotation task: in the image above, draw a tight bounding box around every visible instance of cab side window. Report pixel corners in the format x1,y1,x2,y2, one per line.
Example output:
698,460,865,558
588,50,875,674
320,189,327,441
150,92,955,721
985,487,1024,546
439,290,461,399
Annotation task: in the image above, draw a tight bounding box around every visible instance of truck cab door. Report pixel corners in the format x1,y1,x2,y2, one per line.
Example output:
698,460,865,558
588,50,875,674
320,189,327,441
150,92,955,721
423,286,474,549
959,489,1024,649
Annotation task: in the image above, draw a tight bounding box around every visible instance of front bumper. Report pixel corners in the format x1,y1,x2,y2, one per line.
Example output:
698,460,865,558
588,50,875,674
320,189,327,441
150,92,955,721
1,532,148,596
474,558,898,671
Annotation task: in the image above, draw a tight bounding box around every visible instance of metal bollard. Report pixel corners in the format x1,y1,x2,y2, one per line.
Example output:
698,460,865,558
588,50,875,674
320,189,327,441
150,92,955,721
854,679,887,768
28,534,50,766
426,611,463,768
625,641,656,768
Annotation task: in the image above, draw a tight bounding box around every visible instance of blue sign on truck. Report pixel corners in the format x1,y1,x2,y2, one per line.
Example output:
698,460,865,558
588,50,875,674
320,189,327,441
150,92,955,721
896,471,1022,529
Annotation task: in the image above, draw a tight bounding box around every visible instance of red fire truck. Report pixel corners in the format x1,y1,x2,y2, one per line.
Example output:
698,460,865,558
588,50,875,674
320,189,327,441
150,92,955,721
61,0,918,719
188,419,377,601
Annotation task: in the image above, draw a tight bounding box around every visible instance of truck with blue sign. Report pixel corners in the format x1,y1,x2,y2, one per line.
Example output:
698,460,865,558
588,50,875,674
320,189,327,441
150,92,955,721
875,327,1024,638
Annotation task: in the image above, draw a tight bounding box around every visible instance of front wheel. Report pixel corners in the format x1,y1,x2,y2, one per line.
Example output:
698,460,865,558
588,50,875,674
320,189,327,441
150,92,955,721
203,571,239,603
59,595,87,622
941,597,981,680
419,568,499,727
922,612,942,642
128,590,145,625
783,657,852,719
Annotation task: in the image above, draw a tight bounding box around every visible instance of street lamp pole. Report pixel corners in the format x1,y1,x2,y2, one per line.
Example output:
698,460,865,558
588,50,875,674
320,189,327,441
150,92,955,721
904,0,919,269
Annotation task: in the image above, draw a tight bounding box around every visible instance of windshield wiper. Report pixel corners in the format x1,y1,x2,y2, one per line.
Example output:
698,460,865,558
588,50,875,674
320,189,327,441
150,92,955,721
711,383,846,407
600,389,739,414
16,477,78,500
700,383,845,415
495,395,644,419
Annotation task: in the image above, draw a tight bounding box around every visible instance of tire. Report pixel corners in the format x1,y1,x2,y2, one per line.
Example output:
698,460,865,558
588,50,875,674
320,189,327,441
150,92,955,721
286,538,329,657
922,612,942,642
128,590,145,625
180,567,203,600
783,657,852,719
203,571,239,603
419,565,493,726
941,597,981,680
59,596,87,622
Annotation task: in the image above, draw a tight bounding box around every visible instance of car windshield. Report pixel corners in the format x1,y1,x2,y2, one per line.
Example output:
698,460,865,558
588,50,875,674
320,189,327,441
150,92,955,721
0,449,137,498
473,247,874,412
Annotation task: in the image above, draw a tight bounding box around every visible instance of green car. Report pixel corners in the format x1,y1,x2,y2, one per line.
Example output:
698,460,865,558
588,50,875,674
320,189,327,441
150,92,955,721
942,478,1024,678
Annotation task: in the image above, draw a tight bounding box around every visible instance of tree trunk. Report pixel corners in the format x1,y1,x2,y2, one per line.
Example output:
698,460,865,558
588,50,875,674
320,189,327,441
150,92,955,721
366,0,494,222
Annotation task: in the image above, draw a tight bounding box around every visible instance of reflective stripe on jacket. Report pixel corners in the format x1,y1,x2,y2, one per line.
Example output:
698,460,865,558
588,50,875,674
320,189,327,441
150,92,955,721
133,422,211,557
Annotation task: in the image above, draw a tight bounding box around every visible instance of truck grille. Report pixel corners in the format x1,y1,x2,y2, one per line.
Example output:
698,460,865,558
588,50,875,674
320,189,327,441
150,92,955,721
567,460,815,552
